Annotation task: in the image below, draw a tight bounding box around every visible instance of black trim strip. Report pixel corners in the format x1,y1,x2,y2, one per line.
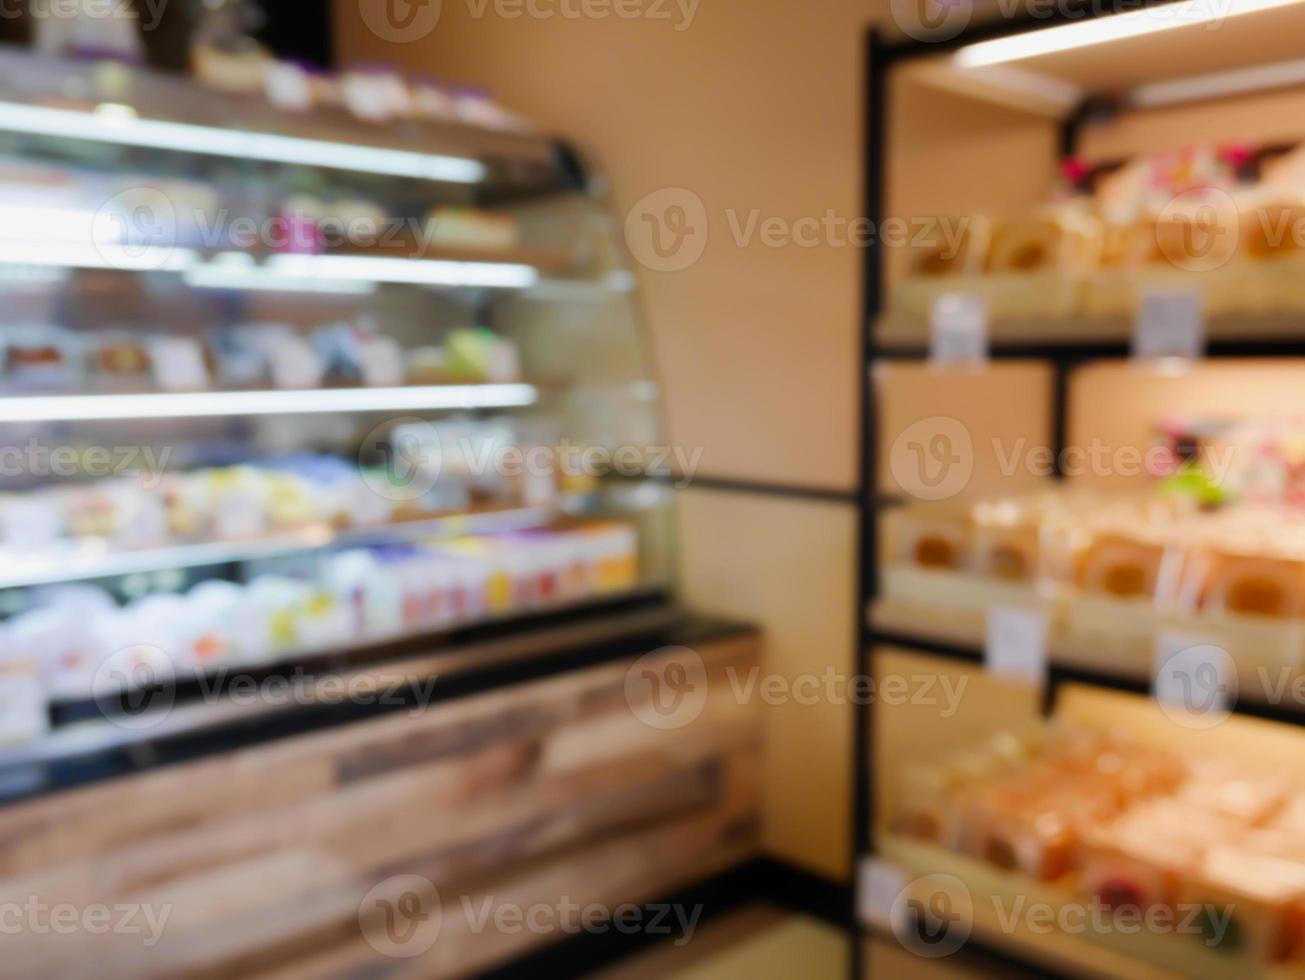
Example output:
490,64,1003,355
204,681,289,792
627,470,858,505
873,338,1305,360
679,474,857,505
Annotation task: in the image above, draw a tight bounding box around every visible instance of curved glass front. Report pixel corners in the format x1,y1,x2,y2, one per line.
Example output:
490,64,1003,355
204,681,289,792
0,49,675,748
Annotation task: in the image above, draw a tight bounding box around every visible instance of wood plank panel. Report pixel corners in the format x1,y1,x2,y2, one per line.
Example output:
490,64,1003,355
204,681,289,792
0,635,761,979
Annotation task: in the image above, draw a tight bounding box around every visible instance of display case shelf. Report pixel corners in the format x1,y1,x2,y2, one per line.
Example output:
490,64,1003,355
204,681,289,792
0,505,562,591
869,606,1305,728
0,48,564,189
0,382,541,423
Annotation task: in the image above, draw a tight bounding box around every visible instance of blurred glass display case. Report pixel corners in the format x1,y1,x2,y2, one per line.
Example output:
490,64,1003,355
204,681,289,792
0,48,676,767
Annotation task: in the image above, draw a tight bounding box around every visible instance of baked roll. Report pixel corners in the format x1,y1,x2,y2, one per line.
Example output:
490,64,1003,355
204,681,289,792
907,215,991,278
986,213,1101,276
1196,552,1305,619
1076,534,1168,600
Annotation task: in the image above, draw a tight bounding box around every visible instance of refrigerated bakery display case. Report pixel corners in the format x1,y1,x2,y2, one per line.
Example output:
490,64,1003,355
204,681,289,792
858,6,1305,979
0,49,676,770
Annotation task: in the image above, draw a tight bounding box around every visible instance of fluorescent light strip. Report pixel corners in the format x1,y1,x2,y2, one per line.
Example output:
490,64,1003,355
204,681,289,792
0,240,197,272
955,0,1305,67
0,101,487,184
182,264,379,295
266,252,540,289
0,384,540,423
1131,56,1305,107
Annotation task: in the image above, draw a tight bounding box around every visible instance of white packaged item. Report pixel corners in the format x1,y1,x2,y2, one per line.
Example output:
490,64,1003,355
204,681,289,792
0,495,64,551
0,627,49,745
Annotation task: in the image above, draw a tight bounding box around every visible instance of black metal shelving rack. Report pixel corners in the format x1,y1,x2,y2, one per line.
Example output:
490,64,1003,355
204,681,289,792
853,4,1305,976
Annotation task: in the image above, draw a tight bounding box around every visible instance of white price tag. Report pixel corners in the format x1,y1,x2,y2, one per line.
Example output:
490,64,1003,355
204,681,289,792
149,337,210,392
1134,288,1204,361
930,293,988,365
860,856,908,929
985,607,1048,687
1153,632,1236,728
0,665,49,744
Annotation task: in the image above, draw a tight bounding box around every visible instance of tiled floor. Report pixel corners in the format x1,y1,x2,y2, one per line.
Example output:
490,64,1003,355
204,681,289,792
590,906,847,979
591,907,1037,979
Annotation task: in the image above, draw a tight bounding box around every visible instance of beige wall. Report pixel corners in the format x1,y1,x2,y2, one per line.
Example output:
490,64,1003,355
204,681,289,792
336,0,892,880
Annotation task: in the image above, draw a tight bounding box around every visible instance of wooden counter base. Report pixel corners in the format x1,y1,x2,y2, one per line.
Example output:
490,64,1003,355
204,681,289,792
0,633,762,979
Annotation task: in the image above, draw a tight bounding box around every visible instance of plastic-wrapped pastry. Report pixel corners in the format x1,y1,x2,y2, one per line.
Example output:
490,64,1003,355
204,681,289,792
1195,550,1305,619
892,506,971,573
1239,200,1305,261
1178,846,1305,960
959,776,1105,880
1270,794,1305,835
1177,766,1292,824
970,499,1043,583
1147,193,1240,271
2,326,81,390
427,207,519,252
94,335,152,379
906,215,990,277
1075,533,1170,601
191,40,271,95
1079,796,1244,916
986,211,1100,275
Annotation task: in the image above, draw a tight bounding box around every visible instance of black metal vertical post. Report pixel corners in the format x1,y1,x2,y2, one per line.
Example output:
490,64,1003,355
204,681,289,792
851,25,887,980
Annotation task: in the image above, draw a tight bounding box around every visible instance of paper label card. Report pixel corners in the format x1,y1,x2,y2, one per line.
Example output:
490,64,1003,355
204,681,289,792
985,606,1048,688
